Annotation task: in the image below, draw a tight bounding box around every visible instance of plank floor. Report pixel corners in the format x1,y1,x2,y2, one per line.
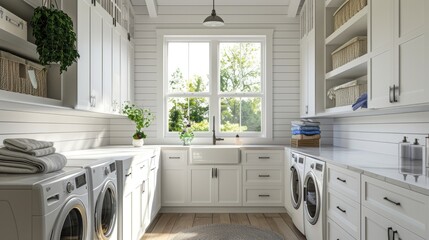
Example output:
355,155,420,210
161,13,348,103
142,213,306,240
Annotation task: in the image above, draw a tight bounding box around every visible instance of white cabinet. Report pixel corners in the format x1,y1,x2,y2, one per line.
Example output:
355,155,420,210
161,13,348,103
188,165,241,206
89,4,104,111
102,16,113,113
299,0,324,117
120,33,130,106
161,150,188,206
112,27,121,113
369,0,429,108
148,154,161,222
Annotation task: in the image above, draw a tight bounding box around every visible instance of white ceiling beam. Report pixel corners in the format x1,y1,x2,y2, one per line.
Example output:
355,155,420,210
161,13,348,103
145,0,158,17
287,0,301,17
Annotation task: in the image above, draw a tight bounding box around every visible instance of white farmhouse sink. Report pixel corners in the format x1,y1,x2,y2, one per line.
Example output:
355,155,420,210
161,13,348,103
190,146,241,164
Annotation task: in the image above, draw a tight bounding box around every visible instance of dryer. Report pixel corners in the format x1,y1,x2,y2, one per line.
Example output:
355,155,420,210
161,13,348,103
0,167,90,240
303,157,325,240
289,151,306,235
66,158,118,240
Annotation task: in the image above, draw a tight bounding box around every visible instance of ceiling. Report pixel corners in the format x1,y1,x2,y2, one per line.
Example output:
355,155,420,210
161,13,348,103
132,0,291,6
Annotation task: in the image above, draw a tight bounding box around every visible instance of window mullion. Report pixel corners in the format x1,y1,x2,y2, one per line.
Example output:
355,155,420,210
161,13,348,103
210,40,219,134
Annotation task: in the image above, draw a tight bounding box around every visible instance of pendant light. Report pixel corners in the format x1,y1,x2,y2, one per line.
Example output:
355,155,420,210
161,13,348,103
203,0,225,27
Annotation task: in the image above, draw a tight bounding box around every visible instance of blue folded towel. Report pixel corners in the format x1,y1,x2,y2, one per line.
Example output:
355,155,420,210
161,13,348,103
291,126,320,131
292,130,321,135
352,93,368,111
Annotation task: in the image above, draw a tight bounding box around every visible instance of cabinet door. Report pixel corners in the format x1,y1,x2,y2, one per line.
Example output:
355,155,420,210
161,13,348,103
188,166,214,206
102,16,113,113
368,0,395,108
162,169,187,206
140,180,150,231
76,0,91,110
112,27,121,113
120,35,129,106
128,41,135,103
395,0,429,106
306,30,316,116
132,184,141,240
300,36,309,117
122,192,133,240
362,207,424,240
90,6,104,111
215,166,241,206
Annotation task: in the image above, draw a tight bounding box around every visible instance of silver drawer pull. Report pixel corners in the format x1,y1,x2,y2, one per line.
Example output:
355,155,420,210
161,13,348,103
383,197,401,206
140,165,145,169
169,157,180,159
336,206,346,213
125,172,132,177
6,16,23,29
258,156,270,159
258,174,270,178
336,177,346,183
258,194,270,197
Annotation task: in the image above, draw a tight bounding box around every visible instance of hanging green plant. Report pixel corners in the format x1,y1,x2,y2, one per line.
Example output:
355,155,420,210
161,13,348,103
30,3,79,73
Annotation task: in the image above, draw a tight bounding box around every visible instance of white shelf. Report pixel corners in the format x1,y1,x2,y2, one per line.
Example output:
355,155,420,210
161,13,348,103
325,0,346,8
318,105,369,117
326,54,368,80
326,6,368,46
0,28,39,62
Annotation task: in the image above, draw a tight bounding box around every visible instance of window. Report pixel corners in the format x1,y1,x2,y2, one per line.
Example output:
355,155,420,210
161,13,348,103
163,32,272,138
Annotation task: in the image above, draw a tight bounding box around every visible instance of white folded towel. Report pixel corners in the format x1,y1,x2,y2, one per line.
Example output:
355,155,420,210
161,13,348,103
3,139,56,157
0,148,67,174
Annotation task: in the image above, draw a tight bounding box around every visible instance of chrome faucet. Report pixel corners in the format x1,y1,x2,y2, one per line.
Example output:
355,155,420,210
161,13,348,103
212,116,224,145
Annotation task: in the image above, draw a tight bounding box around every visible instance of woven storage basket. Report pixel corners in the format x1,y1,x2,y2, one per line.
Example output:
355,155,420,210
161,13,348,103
291,139,320,148
333,0,367,31
335,83,367,107
332,36,367,69
0,51,47,97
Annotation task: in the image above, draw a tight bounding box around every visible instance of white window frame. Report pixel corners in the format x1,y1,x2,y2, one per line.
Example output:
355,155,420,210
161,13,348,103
157,29,273,139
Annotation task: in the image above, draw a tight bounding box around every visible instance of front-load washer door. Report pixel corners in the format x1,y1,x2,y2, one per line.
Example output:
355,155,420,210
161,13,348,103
290,165,302,209
51,198,88,240
95,181,117,239
304,172,320,225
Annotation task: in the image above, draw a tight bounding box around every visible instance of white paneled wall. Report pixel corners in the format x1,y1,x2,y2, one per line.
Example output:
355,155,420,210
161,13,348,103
333,111,429,156
110,5,334,145
0,107,110,152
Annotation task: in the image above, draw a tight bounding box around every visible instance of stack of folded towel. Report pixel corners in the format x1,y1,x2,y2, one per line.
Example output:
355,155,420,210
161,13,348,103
291,120,321,140
0,139,67,174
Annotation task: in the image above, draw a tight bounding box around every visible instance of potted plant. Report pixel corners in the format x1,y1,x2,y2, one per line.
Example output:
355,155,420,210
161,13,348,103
179,118,194,146
30,0,79,73
122,102,155,147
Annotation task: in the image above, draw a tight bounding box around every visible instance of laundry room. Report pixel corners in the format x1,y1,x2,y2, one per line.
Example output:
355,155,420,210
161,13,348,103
0,0,428,239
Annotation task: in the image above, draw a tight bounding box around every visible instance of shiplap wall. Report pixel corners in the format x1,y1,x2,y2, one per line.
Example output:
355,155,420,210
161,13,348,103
110,4,334,145
333,111,429,156
0,106,110,152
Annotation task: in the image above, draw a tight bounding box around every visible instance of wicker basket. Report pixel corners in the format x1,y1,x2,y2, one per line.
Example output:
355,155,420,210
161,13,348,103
333,0,367,31
334,83,367,107
332,36,367,69
291,138,320,148
0,51,47,97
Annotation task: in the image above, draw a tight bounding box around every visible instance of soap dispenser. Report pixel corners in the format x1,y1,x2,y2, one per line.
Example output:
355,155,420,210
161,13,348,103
399,136,411,180
410,139,424,181
411,139,424,161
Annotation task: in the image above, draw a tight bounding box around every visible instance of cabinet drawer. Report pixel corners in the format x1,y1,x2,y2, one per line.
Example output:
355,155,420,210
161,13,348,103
123,166,134,194
327,164,360,201
242,150,283,165
135,160,149,181
362,206,425,240
362,175,429,238
243,187,283,206
243,167,283,185
162,150,188,169
327,188,360,239
327,218,355,240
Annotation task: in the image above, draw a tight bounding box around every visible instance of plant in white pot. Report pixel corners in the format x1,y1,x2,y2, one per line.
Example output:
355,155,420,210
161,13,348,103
122,102,155,147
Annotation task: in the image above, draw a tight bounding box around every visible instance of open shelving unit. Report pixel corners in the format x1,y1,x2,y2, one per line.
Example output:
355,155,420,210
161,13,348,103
324,0,369,113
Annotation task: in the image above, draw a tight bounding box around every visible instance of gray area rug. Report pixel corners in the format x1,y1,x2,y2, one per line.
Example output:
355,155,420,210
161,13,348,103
172,224,284,240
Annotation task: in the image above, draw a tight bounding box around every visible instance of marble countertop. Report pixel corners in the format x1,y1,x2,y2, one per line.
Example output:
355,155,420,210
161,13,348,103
287,146,429,196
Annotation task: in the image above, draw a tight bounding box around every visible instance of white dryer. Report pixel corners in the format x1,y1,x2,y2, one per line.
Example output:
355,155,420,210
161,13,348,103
303,157,325,240
0,167,90,240
289,151,306,235
66,158,118,240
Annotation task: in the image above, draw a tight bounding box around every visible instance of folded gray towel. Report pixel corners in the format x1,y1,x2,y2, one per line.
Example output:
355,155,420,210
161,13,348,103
3,138,54,153
0,148,67,174
5,145,56,157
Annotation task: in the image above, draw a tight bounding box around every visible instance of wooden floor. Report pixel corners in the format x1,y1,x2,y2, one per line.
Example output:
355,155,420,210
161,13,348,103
142,213,306,240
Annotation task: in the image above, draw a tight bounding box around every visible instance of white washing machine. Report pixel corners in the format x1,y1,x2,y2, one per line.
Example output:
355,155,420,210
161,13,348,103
289,151,306,235
66,158,118,240
0,167,90,240
303,157,325,240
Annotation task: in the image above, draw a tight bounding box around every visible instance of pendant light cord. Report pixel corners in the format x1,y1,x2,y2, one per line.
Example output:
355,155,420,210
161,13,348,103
213,0,215,10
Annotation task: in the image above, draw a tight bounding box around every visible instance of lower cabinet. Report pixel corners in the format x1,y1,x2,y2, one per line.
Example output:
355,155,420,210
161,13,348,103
188,165,241,206
161,150,188,206
327,218,355,240
362,207,424,240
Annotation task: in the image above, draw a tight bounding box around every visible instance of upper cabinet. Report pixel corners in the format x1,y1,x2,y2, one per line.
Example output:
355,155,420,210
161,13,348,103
299,0,325,118
369,0,429,108
62,0,135,114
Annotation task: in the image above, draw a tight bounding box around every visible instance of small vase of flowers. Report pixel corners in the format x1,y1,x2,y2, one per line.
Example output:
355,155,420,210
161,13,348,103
122,102,155,147
179,118,194,146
